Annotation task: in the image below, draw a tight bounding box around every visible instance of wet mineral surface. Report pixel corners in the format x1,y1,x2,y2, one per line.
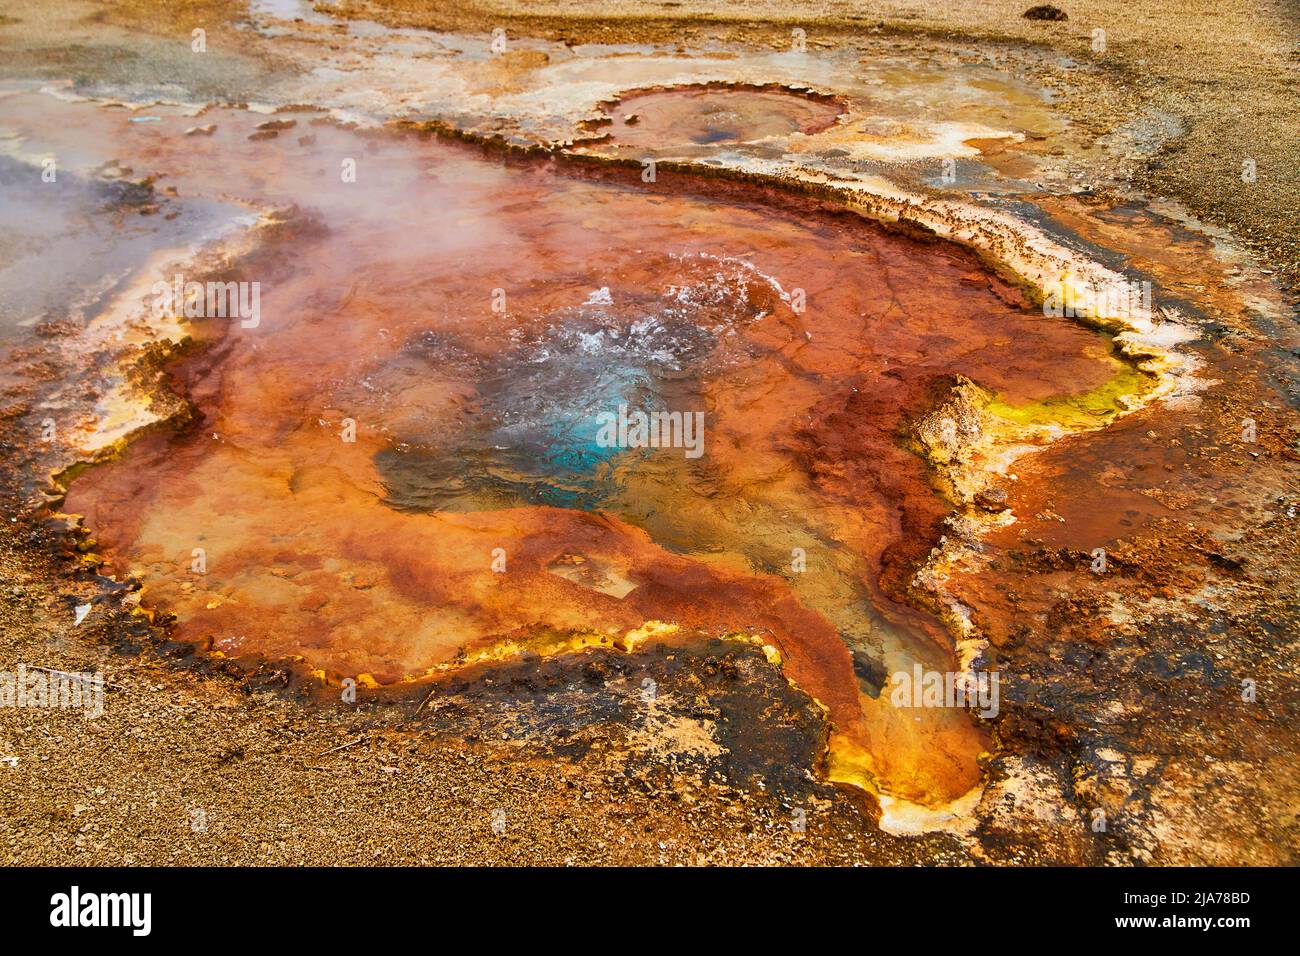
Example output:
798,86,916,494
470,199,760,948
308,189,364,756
0,0,1296,865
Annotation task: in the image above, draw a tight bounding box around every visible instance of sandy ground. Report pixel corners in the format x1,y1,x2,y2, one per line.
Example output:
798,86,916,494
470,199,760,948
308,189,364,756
1,0,1297,865
1,522,974,865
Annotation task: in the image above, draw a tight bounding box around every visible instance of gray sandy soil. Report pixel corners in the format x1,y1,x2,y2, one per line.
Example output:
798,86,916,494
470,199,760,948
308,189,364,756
1,524,972,865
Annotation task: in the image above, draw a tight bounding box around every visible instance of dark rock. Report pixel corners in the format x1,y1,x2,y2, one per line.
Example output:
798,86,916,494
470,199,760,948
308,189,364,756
851,649,888,697
1023,5,1069,21
975,485,1010,512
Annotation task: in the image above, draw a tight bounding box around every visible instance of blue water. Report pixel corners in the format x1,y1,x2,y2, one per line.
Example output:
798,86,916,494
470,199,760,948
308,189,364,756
377,303,716,513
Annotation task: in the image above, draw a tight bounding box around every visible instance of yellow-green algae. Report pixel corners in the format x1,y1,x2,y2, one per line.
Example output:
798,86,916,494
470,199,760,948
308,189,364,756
986,354,1153,430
